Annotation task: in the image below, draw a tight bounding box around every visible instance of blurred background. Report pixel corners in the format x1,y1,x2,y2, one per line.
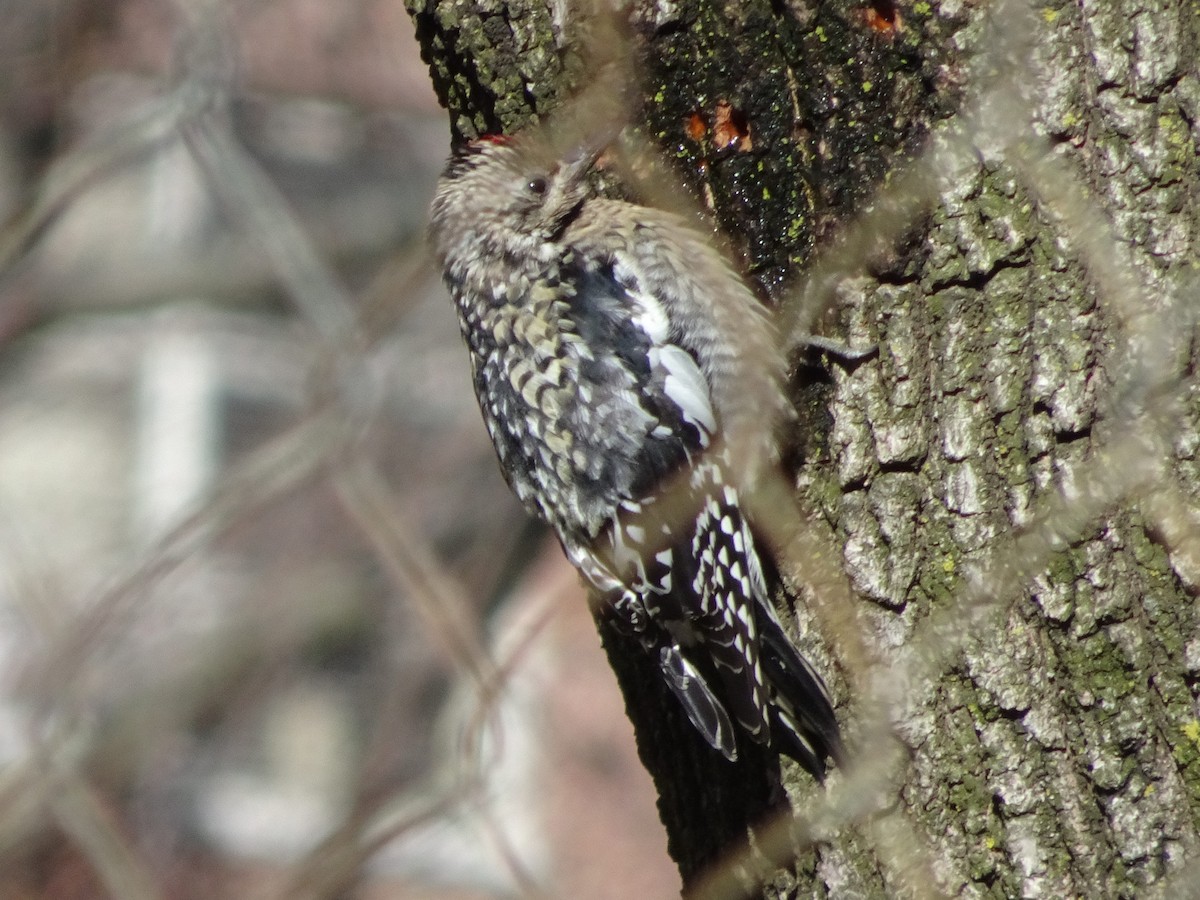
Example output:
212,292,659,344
0,1,675,896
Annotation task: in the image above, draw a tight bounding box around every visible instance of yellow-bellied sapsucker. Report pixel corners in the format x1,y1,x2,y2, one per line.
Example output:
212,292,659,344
429,130,843,776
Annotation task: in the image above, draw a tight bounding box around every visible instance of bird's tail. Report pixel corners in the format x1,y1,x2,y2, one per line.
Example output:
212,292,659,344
756,598,845,778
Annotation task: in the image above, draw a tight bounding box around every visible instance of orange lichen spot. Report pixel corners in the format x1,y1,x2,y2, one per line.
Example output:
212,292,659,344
685,111,707,142
712,100,752,153
862,1,903,36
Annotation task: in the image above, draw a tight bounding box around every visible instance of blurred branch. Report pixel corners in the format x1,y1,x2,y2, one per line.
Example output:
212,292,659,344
19,404,351,705
333,459,499,689
175,0,506,728
47,772,163,900
0,81,219,280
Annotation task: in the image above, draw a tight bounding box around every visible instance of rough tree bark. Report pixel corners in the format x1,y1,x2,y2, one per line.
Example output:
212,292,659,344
404,0,1200,895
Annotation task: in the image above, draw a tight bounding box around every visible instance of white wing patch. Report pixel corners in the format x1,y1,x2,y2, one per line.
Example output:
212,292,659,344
650,343,716,441
626,278,716,442
627,286,670,344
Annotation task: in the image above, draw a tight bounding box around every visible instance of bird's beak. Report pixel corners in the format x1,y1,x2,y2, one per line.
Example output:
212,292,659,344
559,133,613,186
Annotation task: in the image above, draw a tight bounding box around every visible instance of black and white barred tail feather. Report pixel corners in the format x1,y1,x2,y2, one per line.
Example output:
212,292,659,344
587,455,842,773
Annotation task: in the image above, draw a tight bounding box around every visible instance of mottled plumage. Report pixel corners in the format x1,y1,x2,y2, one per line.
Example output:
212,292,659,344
429,131,842,775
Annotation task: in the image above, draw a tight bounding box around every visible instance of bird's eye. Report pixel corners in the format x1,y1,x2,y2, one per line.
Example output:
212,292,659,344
527,176,548,195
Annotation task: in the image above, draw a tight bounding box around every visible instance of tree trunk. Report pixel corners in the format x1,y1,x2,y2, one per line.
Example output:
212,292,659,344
404,0,1200,894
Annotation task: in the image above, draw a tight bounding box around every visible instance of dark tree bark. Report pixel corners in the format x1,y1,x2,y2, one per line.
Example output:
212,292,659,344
405,0,1200,894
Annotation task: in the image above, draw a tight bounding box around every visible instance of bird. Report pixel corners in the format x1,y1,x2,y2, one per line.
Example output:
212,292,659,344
428,129,843,776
